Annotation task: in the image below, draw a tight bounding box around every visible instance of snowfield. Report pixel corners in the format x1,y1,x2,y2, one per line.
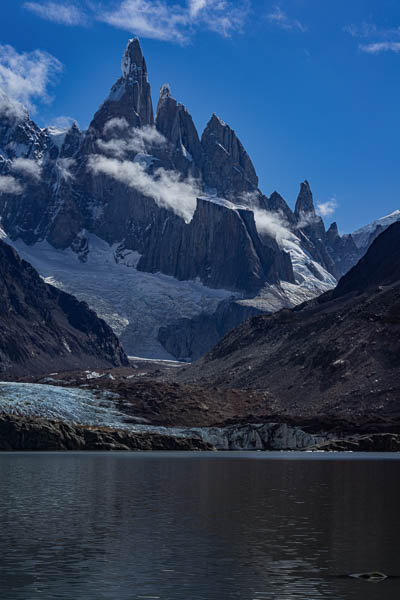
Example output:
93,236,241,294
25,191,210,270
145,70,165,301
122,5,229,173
7,233,233,359
3,227,335,360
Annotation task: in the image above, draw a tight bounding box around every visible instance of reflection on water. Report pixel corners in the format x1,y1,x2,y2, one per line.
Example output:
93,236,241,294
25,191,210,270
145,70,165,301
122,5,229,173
0,452,399,600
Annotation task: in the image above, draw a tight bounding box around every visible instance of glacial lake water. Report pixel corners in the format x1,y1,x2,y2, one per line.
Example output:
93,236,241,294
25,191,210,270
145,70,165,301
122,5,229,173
0,452,400,600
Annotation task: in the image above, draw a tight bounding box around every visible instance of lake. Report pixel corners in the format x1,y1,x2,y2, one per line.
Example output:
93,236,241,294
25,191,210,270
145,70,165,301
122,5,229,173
0,452,399,599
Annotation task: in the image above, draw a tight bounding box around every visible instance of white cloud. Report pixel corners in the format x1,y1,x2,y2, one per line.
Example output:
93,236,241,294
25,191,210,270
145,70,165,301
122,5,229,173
239,192,294,243
253,208,294,243
99,0,249,44
0,90,27,121
24,2,88,26
11,158,42,181
316,199,338,218
100,0,189,43
49,115,77,130
191,0,250,37
56,157,76,181
360,42,400,54
344,22,400,55
97,124,166,157
344,22,400,39
296,211,320,228
0,175,24,195
266,5,306,32
103,117,130,136
0,44,63,114
87,154,200,222
189,0,208,18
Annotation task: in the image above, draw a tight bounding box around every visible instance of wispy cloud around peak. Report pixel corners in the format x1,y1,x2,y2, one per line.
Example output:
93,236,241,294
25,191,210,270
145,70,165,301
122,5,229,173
266,5,306,33
24,2,89,26
0,44,62,113
88,155,200,222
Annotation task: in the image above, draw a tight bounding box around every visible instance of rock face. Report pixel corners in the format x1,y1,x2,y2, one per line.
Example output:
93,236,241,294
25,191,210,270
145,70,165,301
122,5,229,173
201,114,258,196
155,83,202,176
0,239,128,377
180,223,400,420
194,423,326,451
309,434,400,452
0,414,211,451
158,299,263,361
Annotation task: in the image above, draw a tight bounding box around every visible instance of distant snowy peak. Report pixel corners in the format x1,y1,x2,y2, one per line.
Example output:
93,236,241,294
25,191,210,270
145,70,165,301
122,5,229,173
352,209,400,250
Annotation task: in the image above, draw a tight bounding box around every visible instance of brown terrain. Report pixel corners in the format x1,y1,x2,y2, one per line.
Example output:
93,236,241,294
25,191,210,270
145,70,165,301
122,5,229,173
177,222,400,426
2,224,400,451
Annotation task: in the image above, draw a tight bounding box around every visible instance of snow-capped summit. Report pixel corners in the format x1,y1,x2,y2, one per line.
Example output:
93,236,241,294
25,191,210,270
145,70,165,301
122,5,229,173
352,209,400,250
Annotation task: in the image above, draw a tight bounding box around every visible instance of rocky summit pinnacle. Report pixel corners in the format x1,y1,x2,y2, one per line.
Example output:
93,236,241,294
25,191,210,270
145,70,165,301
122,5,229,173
295,180,315,216
121,37,146,79
201,113,258,195
87,37,154,132
155,83,202,170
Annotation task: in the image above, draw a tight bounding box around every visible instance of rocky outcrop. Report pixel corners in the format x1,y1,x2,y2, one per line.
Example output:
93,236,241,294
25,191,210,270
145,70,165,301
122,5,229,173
137,198,294,293
0,240,128,377
155,84,202,175
194,422,327,450
309,434,400,452
0,414,212,451
201,114,258,196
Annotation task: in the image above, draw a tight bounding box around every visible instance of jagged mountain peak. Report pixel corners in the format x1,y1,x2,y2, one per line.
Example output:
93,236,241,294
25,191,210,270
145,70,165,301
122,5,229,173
159,83,172,100
295,180,315,216
201,113,258,195
205,113,228,132
86,38,154,132
326,221,339,240
121,37,146,79
155,83,202,169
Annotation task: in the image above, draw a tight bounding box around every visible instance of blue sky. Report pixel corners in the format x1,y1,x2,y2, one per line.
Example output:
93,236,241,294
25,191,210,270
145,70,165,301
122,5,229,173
1,0,399,233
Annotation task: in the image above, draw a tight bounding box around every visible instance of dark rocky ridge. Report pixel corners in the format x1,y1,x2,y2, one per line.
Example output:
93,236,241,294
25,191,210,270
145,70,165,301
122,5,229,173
0,239,128,377
179,223,400,419
0,414,211,451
